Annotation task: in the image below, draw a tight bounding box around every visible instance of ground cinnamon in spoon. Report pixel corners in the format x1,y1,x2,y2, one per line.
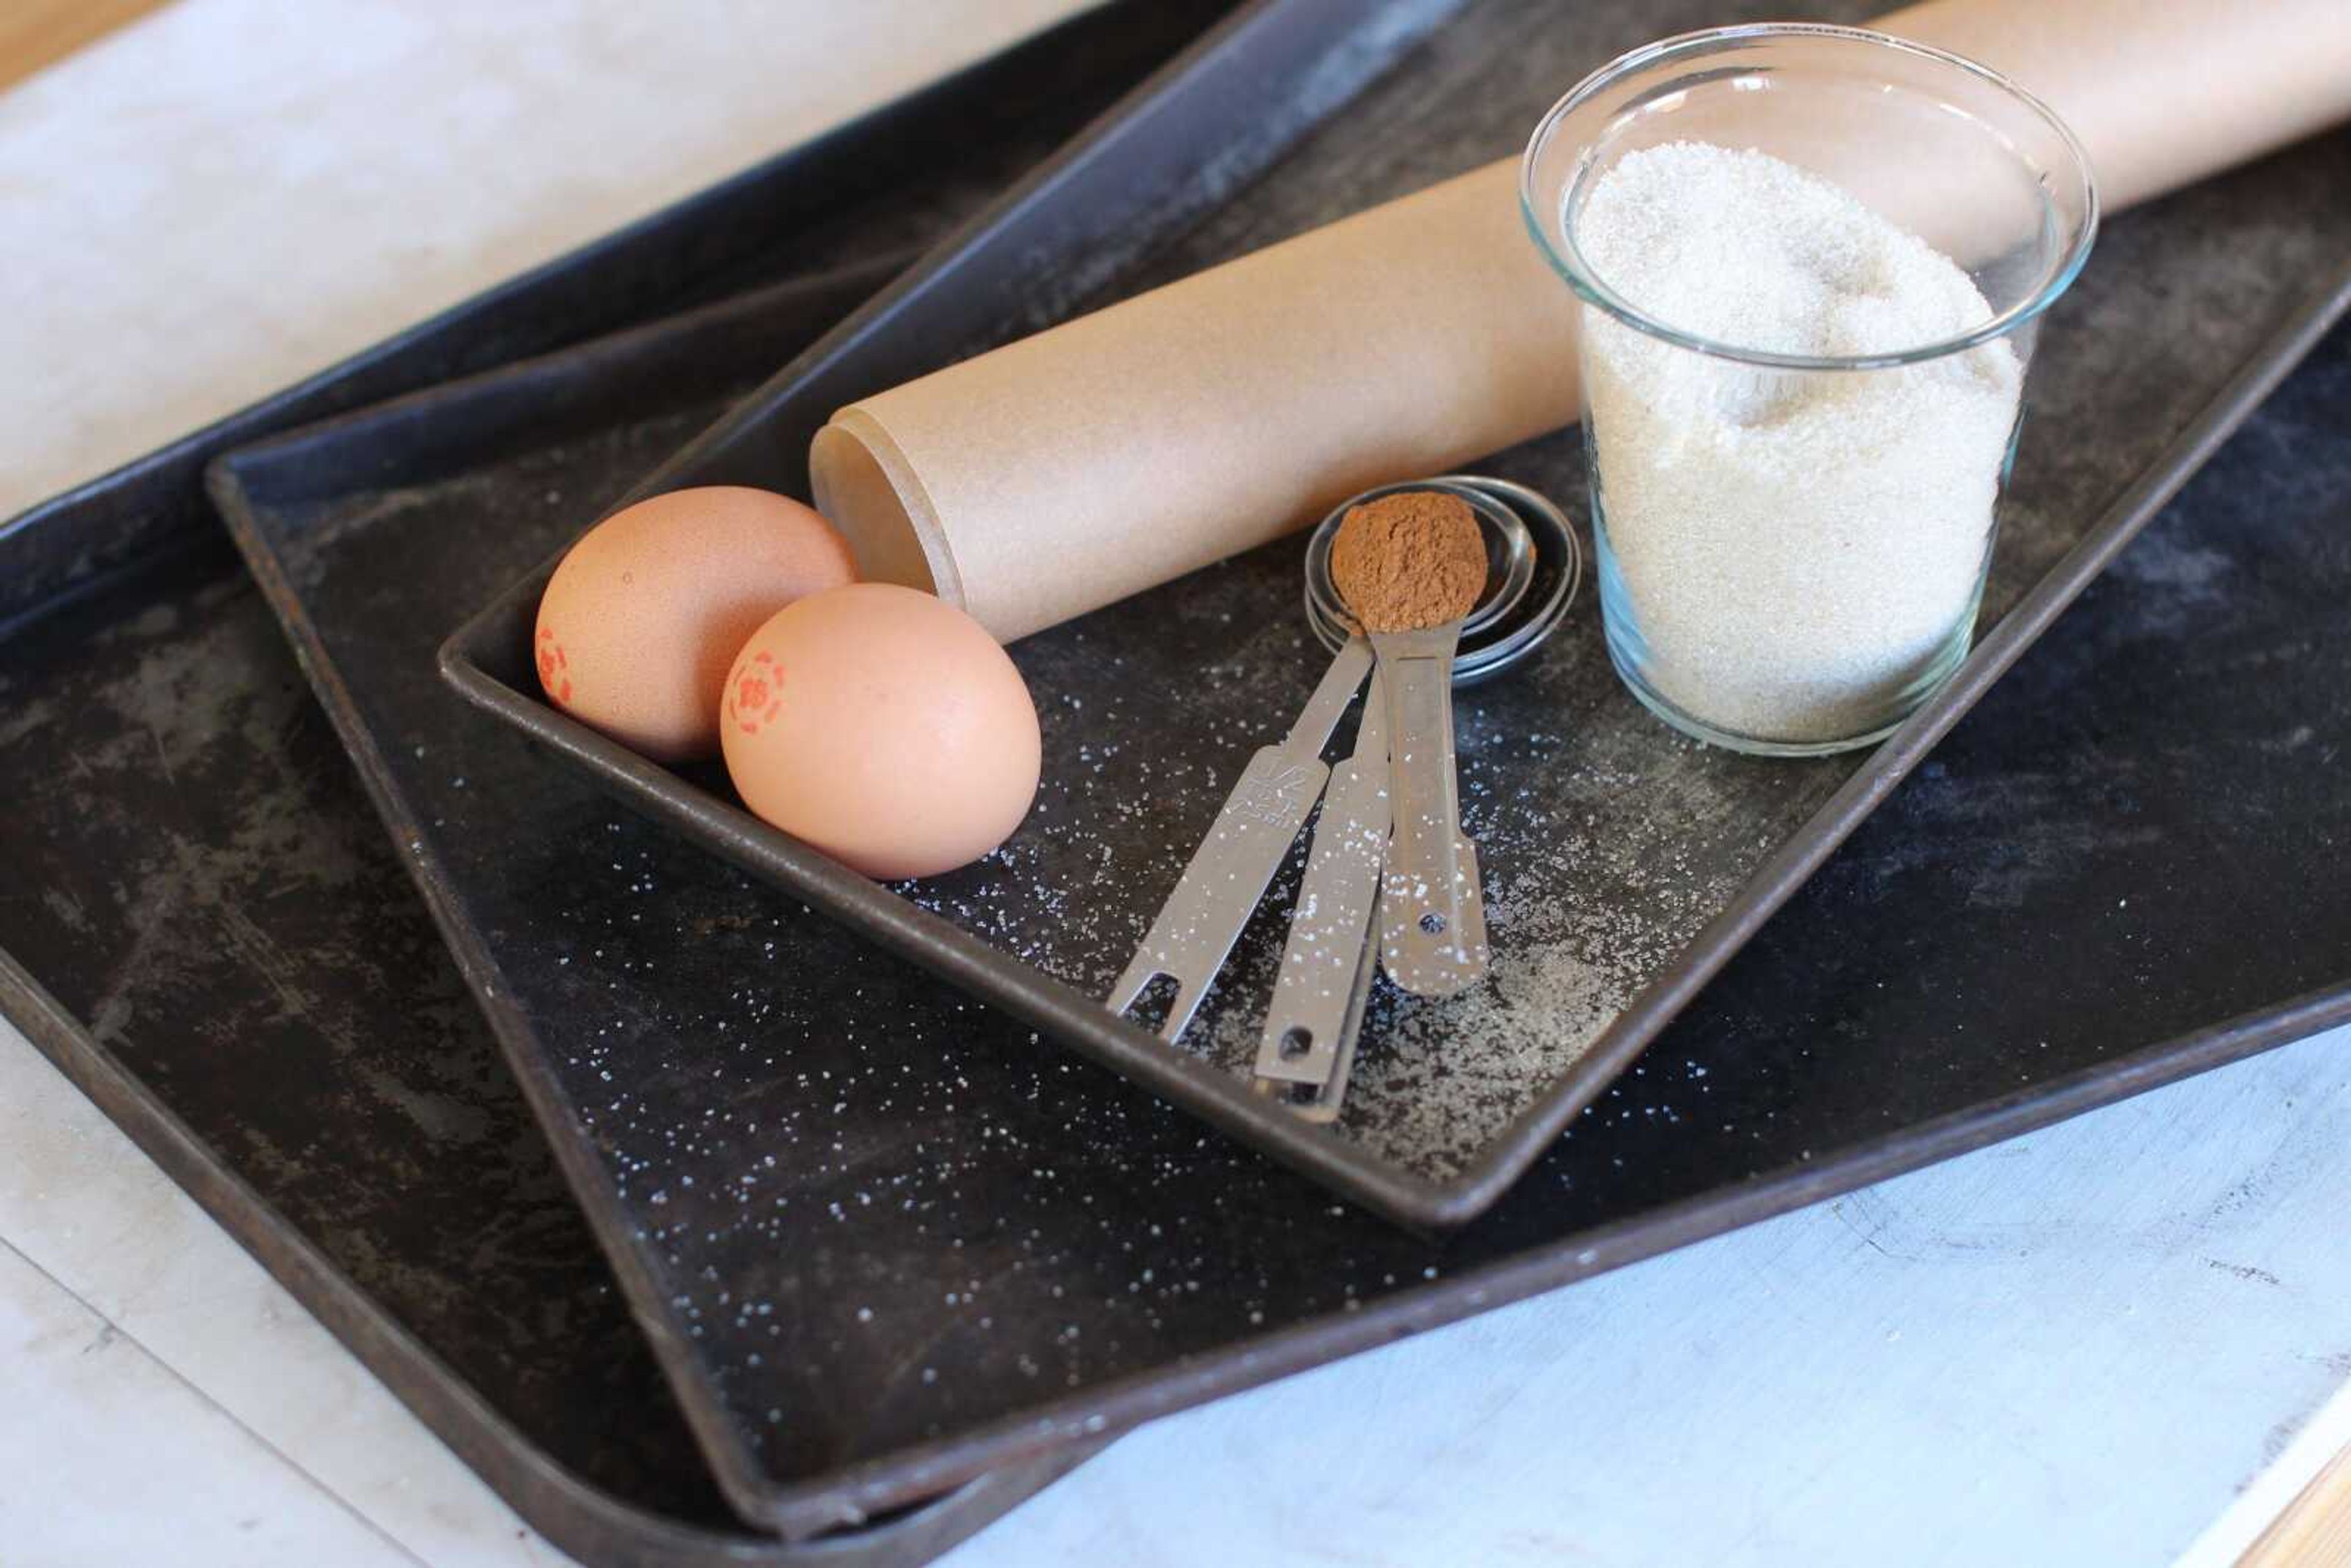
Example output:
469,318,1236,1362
1329,489,1488,633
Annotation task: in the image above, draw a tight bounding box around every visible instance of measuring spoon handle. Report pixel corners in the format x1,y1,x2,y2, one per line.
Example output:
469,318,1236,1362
1256,673,1388,1101
1107,638,1373,1041
1375,627,1488,996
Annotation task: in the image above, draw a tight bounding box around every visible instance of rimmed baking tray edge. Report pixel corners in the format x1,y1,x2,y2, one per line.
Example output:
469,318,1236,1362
440,42,2351,1228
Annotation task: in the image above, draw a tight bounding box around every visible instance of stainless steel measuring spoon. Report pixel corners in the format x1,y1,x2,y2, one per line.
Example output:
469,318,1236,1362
1112,478,1565,1050
1370,614,1488,997
1254,667,1387,1115
1262,477,1573,1116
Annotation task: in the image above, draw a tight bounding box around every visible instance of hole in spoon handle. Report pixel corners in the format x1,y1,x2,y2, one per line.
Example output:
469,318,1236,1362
1376,634,1487,997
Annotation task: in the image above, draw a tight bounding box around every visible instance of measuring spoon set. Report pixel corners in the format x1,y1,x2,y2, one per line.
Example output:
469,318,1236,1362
1108,476,1580,1122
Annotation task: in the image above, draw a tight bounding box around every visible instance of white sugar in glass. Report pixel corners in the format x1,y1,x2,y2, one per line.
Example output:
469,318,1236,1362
1522,25,2097,755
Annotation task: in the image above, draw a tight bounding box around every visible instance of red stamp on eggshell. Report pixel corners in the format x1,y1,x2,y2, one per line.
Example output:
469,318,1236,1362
728,649,784,735
536,628,573,705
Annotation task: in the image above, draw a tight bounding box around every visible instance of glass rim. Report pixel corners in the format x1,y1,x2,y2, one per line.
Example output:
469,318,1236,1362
1518,21,2101,372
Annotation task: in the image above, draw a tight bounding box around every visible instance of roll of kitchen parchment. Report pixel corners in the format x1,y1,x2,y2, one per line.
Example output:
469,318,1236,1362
811,0,2351,642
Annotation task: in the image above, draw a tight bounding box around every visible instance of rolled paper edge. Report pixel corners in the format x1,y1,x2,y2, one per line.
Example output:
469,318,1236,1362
810,408,969,617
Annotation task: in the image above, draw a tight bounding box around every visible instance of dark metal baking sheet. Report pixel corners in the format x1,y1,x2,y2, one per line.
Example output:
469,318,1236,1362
0,6,1235,1561
445,0,2351,1232
221,109,2351,1563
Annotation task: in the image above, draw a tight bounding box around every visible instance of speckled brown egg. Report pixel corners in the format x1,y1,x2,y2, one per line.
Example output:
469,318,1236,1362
534,487,855,760
719,583,1040,880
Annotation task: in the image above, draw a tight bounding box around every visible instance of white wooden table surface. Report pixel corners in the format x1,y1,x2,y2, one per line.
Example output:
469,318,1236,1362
4,6,2347,1565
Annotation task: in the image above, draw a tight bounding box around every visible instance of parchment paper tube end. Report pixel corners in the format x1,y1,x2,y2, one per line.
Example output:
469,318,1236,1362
811,410,962,608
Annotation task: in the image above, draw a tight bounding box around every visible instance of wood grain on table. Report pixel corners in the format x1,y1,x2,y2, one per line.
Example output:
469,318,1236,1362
2245,1447,2351,1568
0,0,169,89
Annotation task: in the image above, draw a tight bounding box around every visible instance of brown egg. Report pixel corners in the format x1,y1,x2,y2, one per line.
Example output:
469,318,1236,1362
719,584,1040,880
534,487,855,760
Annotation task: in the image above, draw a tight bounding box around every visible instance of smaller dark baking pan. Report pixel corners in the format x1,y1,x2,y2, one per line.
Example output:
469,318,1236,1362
445,0,2351,1231
443,268,2351,1238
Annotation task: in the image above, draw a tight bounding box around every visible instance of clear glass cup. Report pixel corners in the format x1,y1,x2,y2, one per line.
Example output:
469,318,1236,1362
1520,24,2096,756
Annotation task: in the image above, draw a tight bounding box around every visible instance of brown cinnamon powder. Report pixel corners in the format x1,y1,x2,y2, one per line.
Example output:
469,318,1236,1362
1329,490,1488,634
